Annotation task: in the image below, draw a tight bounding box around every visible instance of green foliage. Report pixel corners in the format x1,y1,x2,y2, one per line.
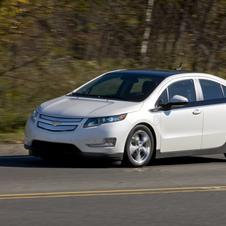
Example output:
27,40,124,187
0,59,136,133
0,0,226,134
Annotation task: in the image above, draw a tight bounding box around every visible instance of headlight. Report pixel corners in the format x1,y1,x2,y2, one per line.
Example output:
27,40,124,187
31,111,38,122
84,114,127,128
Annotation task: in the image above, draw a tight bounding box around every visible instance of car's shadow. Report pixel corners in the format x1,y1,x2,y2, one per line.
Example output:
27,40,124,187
0,154,225,168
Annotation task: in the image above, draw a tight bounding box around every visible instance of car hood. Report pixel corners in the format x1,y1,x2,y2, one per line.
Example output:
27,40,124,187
37,96,143,117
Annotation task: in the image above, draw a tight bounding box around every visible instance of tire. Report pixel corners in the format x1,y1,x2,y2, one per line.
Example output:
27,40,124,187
123,125,154,167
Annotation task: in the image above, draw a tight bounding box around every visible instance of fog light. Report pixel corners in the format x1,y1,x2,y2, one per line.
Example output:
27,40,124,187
87,138,116,147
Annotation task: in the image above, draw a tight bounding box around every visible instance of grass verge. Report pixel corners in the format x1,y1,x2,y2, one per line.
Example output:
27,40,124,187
0,129,24,144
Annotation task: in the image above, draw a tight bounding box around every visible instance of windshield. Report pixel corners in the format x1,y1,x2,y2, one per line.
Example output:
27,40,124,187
70,72,165,102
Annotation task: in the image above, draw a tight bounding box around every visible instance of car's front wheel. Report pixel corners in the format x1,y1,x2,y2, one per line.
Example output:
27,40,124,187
123,125,154,167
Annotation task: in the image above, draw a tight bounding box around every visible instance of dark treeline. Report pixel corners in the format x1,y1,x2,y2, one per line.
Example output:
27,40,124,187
1,0,226,73
0,0,226,132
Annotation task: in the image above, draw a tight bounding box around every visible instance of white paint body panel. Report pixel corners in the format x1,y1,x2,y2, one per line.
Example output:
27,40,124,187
159,107,203,152
202,104,226,149
38,96,143,117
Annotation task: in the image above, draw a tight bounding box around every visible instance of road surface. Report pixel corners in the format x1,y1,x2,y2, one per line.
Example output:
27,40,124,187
0,144,226,225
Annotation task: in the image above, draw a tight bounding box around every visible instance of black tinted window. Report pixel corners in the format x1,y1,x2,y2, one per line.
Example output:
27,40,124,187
168,79,196,102
200,80,224,100
222,85,226,98
156,89,168,106
73,72,165,101
157,79,196,106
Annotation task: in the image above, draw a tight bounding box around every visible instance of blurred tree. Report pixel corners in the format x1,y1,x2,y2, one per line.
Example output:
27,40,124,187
0,0,225,73
0,0,226,133
141,0,155,62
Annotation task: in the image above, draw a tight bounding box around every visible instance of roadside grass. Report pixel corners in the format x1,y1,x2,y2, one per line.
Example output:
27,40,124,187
0,59,136,135
0,129,24,144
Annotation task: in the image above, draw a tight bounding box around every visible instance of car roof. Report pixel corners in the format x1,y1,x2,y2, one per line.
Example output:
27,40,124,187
108,70,192,78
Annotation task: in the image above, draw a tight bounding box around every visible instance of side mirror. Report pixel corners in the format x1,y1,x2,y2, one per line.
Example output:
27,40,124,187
161,95,188,111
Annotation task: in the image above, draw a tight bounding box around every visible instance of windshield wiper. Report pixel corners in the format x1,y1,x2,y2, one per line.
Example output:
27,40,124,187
68,93,89,97
68,93,128,100
96,95,128,100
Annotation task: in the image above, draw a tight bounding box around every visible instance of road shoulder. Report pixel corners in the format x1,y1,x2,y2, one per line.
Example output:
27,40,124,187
0,144,28,156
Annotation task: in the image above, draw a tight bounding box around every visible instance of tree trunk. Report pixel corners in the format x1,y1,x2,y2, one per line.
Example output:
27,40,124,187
171,0,191,68
192,0,216,71
140,0,155,62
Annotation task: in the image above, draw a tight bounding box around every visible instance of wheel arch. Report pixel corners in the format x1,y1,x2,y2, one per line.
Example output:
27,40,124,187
138,122,156,154
127,122,157,157
122,122,157,166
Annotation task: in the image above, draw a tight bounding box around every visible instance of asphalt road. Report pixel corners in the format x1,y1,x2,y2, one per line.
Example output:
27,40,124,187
1,144,226,225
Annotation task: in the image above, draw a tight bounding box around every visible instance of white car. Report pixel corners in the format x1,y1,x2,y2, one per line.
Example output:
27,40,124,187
24,70,226,167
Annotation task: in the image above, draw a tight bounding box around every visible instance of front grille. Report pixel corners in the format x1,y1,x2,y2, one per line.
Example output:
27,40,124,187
37,114,82,132
32,140,81,153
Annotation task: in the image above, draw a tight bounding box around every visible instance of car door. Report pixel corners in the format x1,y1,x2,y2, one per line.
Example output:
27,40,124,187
199,79,226,149
157,79,203,153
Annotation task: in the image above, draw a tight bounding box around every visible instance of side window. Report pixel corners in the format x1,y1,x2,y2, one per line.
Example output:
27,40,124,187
199,80,224,100
222,85,226,97
157,89,168,106
156,79,196,106
168,79,196,102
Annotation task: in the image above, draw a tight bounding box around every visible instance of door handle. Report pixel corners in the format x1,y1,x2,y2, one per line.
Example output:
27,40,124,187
193,109,202,115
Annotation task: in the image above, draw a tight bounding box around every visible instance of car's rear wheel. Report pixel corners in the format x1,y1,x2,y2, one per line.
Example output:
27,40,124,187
123,125,154,167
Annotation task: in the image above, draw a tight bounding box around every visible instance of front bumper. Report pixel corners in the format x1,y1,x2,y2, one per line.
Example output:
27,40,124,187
25,141,123,161
24,116,131,161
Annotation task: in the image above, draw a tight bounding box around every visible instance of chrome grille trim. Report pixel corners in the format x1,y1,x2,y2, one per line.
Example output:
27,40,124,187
38,122,77,132
38,114,82,132
40,114,82,123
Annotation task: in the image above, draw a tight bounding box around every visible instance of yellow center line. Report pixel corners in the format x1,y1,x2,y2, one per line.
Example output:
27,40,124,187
0,186,226,200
